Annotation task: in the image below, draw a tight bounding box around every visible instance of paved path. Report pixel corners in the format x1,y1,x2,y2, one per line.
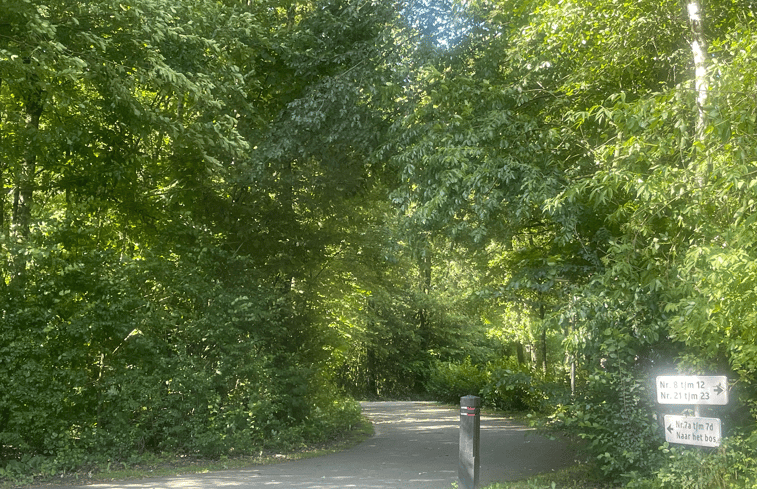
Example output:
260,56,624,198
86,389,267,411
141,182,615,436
56,401,577,489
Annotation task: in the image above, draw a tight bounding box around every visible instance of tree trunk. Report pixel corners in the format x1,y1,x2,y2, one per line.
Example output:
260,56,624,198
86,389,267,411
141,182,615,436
687,0,710,183
687,0,707,136
540,328,547,374
279,160,296,294
419,251,431,295
0,77,4,236
515,342,525,365
366,346,378,397
416,240,432,353
539,302,547,374
570,359,576,396
10,80,44,287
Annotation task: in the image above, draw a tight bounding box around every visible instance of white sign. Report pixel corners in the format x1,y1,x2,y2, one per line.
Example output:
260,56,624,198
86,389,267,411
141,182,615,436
656,375,728,405
664,415,721,447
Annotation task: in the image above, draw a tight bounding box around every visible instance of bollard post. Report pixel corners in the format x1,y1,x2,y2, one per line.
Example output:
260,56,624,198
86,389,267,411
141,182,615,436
459,395,481,489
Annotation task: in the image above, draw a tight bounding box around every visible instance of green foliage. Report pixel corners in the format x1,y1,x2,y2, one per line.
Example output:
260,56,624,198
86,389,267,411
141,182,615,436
333,281,493,398
551,369,664,483
0,221,364,479
4,0,757,485
426,358,489,404
484,359,568,412
326,215,503,399
0,231,347,449
0,0,392,480
478,463,619,488
427,357,569,412
393,0,757,483
639,434,757,489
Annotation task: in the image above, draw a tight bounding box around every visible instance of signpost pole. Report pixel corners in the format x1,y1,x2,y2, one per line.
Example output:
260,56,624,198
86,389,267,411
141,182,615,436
459,395,481,489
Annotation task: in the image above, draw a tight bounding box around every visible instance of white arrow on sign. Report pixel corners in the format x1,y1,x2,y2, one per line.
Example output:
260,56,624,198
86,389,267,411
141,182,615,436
656,375,728,405
664,415,721,447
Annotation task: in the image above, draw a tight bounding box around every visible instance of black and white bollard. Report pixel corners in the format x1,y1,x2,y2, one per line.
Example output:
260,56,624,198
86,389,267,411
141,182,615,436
459,395,481,489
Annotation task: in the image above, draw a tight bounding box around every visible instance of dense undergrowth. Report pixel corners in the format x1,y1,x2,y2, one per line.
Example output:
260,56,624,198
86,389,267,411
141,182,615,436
0,396,365,486
427,358,757,489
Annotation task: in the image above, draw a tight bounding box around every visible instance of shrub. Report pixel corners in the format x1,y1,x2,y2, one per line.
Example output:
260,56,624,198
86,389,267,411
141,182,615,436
426,357,569,412
482,359,564,412
0,242,359,481
426,358,489,404
646,433,757,489
550,369,665,483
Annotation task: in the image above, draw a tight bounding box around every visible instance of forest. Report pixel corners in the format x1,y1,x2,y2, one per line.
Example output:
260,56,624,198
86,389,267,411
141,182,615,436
2,0,757,486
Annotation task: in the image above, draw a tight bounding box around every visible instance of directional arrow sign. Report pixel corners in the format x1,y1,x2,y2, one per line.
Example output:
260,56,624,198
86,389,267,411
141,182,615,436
664,415,721,447
656,375,728,405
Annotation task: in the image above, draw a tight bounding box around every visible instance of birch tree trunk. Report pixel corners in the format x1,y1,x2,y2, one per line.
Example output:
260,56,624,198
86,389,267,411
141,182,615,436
0,77,5,237
687,0,710,183
688,0,707,129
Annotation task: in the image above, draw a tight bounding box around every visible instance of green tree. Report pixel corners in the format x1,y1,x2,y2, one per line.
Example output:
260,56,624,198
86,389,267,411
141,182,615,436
0,0,401,470
387,0,757,482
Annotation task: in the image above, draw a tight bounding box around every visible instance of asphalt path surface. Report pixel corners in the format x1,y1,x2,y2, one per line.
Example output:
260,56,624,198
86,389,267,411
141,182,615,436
54,401,577,489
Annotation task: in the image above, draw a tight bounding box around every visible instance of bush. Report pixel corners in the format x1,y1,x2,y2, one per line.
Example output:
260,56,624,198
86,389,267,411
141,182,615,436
482,359,567,412
426,357,569,412
0,240,359,481
426,358,489,404
642,433,757,489
550,368,665,483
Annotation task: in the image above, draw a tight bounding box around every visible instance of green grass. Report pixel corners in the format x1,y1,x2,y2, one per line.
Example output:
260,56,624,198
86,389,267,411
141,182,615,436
477,464,621,489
